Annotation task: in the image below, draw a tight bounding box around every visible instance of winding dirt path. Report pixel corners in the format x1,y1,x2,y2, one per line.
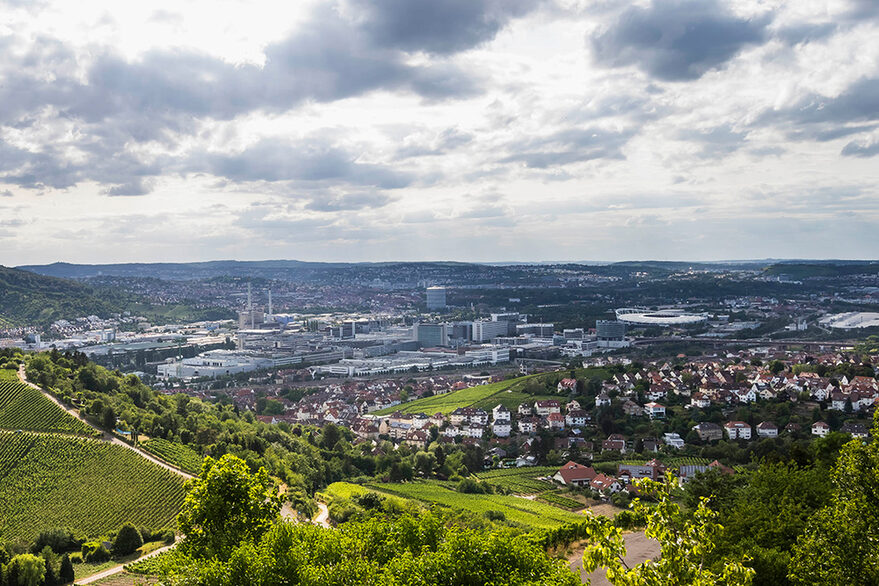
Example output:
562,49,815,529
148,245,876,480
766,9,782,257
18,365,194,480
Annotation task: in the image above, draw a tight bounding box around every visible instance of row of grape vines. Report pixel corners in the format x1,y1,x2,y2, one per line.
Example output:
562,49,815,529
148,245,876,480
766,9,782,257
0,431,186,542
0,380,98,436
141,438,204,475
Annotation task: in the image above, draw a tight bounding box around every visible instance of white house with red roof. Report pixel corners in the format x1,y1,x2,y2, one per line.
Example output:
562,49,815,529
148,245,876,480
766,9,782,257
553,461,597,487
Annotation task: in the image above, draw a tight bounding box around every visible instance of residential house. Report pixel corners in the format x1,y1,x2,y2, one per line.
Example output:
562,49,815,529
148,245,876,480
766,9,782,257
492,420,512,438
602,433,627,453
535,400,562,416
724,421,752,440
644,402,666,419
557,378,578,393
547,412,566,430
553,461,597,487
756,421,778,438
662,432,685,449
565,409,590,427
692,422,723,442
811,421,830,437
590,474,622,494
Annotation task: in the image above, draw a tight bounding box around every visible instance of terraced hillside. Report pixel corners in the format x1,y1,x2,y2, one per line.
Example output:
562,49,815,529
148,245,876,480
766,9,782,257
0,431,187,542
0,379,99,436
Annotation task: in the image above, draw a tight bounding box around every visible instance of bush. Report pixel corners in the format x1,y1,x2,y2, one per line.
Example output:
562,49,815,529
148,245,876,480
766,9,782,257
30,528,82,554
81,541,111,563
457,478,487,494
484,510,506,522
113,523,143,556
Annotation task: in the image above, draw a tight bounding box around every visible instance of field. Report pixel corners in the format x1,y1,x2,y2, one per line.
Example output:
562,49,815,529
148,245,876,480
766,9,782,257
366,480,584,529
474,467,558,493
375,378,535,416
141,438,203,475
537,491,584,510
0,431,186,542
0,380,99,436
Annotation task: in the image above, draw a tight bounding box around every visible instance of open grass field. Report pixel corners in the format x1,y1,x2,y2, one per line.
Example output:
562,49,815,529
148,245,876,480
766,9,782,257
366,480,584,529
140,438,203,475
0,379,99,436
0,431,186,543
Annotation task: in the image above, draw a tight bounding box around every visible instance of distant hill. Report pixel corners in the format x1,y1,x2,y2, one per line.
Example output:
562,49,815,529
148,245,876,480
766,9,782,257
0,265,125,326
17,259,477,281
763,262,879,278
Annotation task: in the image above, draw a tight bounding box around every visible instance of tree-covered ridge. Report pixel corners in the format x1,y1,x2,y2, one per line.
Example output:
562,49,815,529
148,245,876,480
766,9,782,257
0,265,125,326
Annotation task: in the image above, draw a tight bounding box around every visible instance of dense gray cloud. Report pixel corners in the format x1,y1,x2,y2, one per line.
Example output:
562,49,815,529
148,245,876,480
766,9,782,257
351,0,539,55
189,137,413,190
500,127,634,168
841,140,879,158
591,0,769,81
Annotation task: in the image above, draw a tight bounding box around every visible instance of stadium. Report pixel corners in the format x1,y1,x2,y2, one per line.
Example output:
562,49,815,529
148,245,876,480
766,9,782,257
615,308,708,326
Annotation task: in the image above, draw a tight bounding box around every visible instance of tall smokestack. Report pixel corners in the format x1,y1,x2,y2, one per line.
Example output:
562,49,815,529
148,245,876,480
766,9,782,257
268,289,272,317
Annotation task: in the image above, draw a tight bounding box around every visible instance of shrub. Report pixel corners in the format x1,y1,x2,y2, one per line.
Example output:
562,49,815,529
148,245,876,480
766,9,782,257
81,541,111,563
113,523,144,556
484,510,506,521
30,528,81,554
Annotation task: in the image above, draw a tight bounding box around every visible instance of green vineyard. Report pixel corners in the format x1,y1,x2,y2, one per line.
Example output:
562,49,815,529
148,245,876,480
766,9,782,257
367,480,583,529
0,380,99,436
141,438,204,475
474,467,558,493
0,431,187,542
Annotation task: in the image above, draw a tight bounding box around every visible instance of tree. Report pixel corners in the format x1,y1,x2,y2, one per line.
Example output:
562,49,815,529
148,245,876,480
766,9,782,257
177,454,282,559
581,474,754,585
102,405,116,429
7,554,46,586
788,412,879,584
59,554,74,584
113,522,144,556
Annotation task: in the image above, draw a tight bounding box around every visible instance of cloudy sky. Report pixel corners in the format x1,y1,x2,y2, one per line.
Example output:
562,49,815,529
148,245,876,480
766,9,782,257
2,0,879,265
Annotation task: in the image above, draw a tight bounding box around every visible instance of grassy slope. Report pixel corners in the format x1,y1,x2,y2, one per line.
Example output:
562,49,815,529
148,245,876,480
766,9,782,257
375,376,542,415
0,432,186,542
376,368,611,416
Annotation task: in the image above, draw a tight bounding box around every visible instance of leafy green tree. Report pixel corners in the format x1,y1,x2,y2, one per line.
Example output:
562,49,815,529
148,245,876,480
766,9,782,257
788,413,879,584
581,474,754,585
7,554,46,586
177,454,281,559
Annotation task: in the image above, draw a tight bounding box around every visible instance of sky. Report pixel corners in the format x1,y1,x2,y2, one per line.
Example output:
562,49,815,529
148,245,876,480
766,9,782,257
1,0,879,265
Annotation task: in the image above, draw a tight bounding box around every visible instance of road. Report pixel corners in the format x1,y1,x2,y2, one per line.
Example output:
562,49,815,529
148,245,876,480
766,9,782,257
567,531,660,585
18,365,193,480
75,541,178,585
313,503,331,528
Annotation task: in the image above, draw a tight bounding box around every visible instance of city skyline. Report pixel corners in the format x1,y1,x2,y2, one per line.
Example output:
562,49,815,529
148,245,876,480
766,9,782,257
2,0,879,264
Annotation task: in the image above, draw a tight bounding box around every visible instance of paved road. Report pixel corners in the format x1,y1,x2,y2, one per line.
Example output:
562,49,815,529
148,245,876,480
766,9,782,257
314,503,331,528
18,365,193,480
